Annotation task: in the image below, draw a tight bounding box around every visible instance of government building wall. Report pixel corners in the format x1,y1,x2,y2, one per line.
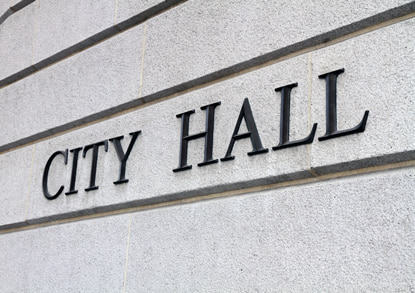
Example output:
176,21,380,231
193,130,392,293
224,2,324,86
1,0,415,291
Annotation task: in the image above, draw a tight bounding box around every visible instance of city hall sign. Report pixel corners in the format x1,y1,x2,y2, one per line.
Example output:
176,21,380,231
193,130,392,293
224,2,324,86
42,68,369,200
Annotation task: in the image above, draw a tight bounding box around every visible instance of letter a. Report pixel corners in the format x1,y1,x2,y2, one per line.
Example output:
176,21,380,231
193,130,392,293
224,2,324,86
221,98,268,161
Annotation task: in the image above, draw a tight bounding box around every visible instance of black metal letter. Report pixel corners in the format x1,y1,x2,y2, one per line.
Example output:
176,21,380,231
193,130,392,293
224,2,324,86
65,147,82,195
318,68,369,141
273,83,317,150
173,102,221,172
83,140,108,191
42,149,68,200
110,130,141,184
221,98,268,161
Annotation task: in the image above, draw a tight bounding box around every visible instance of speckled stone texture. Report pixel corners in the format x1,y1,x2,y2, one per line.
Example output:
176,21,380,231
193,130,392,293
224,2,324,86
0,214,129,292
0,3,36,80
0,18,411,226
0,1,414,291
141,0,413,96
0,24,144,147
32,0,115,63
125,167,415,291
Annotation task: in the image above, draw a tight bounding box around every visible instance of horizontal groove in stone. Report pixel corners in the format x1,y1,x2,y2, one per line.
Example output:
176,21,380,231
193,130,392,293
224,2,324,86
0,9,13,25
0,0,186,89
0,0,35,25
1,153,414,233
0,169,312,231
0,2,414,154
10,0,35,12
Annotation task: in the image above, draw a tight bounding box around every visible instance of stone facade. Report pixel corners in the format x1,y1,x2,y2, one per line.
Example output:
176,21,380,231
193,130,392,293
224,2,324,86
1,1,414,291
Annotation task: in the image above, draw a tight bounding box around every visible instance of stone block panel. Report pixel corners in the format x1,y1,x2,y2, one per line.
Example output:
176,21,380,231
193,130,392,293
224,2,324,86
25,53,314,224
2,0,183,86
0,146,34,227
32,0,115,64
0,3,36,80
1,18,412,228
0,214,129,292
125,167,415,291
309,18,415,173
0,24,143,147
141,0,413,97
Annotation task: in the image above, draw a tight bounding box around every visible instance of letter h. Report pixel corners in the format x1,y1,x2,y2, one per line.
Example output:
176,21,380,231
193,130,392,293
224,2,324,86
173,102,221,172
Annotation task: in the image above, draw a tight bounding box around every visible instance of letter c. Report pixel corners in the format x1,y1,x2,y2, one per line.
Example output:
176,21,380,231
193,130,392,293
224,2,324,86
42,149,68,200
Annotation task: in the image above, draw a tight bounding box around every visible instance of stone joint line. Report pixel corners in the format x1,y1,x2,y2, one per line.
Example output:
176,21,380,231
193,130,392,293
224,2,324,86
0,0,188,89
1,160,414,235
0,3,414,155
0,0,35,25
